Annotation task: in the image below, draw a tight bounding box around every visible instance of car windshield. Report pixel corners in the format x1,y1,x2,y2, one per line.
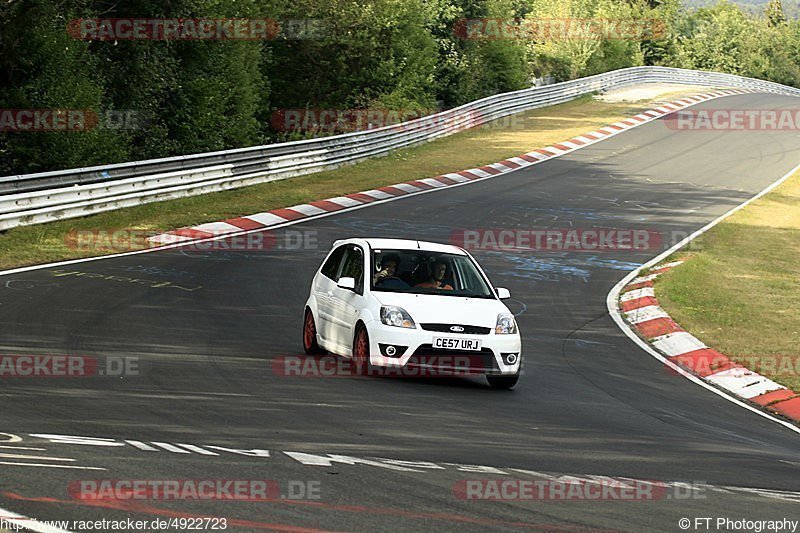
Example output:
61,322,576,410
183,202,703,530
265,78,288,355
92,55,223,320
370,249,494,298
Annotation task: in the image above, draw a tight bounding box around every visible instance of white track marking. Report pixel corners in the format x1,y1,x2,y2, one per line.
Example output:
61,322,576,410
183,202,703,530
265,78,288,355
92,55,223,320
124,440,158,451
191,221,241,234
652,260,684,271
0,461,105,470
150,441,191,453
418,178,448,188
624,305,670,324
0,453,74,462
391,183,422,193
287,204,327,216
324,196,362,207
630,273,660,284
241,212,289,226
176,443,219,455
620,288,655,301
706,368,784,398
359,189,394,199
651,332,707,356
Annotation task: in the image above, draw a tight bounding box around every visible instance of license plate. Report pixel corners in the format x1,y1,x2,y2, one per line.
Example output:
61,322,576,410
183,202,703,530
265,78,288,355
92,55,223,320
433,337,482,351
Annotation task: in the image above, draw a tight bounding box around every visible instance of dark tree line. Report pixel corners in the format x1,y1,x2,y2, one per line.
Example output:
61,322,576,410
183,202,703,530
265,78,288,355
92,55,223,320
1,0,799,175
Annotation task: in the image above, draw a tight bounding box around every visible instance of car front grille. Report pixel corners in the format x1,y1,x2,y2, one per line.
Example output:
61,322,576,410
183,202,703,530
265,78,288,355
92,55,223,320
406,345,499,373
419,323,491,335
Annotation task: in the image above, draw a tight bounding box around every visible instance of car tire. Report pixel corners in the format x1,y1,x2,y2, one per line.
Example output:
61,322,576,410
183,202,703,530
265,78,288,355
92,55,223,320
353,324,374,377
487,371,519,389
302,308,325,355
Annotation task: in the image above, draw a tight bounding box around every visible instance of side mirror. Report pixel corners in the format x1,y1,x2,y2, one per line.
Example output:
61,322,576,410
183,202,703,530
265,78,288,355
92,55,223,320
496,287,511,300
337,277,356,291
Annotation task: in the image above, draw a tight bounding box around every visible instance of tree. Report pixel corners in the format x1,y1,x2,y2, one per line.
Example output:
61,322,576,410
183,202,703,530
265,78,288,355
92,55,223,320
0,0,129,175
765,0,787,25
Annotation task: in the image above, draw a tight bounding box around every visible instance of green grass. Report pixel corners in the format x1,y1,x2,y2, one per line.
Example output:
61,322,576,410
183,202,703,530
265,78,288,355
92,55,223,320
0,92,698,271
657,170,800,391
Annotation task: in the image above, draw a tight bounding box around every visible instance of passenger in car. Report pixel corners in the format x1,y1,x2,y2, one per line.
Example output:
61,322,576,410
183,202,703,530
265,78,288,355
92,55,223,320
415,261,454,290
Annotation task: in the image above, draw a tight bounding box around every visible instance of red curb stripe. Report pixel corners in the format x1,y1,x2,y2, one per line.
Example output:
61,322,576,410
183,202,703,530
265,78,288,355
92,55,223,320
568,138,586,146
458,170,481,180
170,228,215,239
269,208,307,221
535,148,555,157
634,317,683,339
310,200,348,212
550,143,571,151
346,193,378,203
499,159,521,169
751,389,797,407
582,132,602,140
225,217,267,231
406,180,435,189
477,165,503,175
378,185,409,196
629,116,645,122
621,120,637,126
433,176,458,185
517,154,539,163
608,125,624,131
769,397,800,421
620,296,659,313
671,349,738,378
626,280,655,291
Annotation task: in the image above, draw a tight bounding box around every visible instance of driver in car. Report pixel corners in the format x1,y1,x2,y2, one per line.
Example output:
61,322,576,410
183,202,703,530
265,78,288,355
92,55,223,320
374,254,408,288
415,260,453,290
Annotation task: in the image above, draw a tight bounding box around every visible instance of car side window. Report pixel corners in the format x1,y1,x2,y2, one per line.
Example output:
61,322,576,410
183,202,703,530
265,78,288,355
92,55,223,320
339,245,364,294
320,245,347,280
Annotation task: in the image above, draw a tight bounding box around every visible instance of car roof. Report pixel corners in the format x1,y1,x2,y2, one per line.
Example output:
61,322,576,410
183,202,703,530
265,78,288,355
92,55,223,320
337,238,467,255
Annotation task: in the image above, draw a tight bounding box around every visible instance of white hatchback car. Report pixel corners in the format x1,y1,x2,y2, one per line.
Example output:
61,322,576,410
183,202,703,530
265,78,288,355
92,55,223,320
302,238,522,388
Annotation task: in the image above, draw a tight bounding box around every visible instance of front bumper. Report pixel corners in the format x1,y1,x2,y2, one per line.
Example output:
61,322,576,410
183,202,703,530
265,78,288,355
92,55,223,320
365,320,521,376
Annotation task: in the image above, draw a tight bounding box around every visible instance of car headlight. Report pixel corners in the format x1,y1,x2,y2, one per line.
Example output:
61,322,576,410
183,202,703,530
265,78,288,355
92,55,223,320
495,313,517,334
380,306,416,329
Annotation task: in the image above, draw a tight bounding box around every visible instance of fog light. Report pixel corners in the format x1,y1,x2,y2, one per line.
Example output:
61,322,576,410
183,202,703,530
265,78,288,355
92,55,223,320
379,344,407,358
503,353,519,365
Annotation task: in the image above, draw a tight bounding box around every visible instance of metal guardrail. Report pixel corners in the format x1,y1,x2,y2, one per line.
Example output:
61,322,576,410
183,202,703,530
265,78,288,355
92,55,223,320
2,66,799,231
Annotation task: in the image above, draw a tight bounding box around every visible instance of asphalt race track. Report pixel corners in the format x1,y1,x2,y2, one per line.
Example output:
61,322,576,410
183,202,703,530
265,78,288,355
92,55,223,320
1,93,799,532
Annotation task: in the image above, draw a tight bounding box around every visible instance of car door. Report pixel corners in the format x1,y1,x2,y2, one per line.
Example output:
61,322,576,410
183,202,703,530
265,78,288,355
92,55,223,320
327,244,366,353
315,244,348,343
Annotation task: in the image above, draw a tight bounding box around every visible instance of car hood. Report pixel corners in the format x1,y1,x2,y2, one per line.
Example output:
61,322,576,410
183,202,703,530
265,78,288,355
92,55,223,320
371,291,509,327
